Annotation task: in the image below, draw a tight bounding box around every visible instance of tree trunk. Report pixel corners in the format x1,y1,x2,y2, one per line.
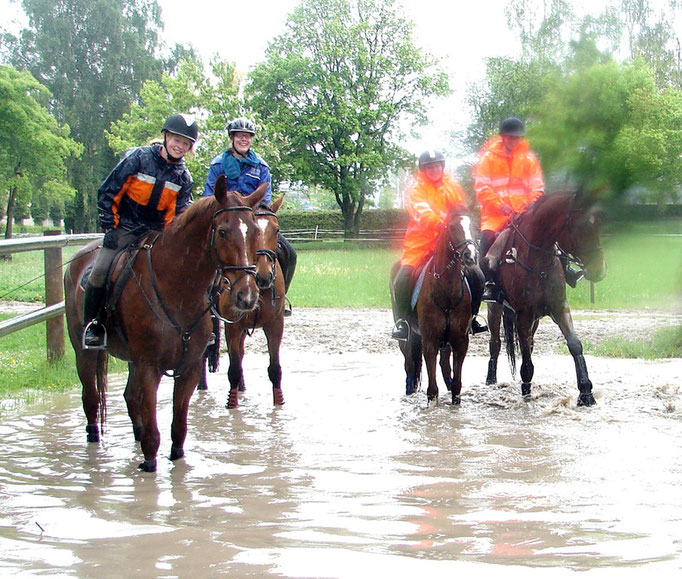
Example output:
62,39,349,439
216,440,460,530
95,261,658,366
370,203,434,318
2,185,16,260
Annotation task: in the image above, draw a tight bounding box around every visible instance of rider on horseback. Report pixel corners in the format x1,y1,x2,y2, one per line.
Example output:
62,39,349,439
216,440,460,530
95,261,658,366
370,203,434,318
203,117,297,316
391,149,488,341
474,117,585,303
81,113,198,349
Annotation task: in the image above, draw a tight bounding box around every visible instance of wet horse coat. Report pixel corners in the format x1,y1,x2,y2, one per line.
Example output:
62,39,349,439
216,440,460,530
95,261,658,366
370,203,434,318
64,176,266,471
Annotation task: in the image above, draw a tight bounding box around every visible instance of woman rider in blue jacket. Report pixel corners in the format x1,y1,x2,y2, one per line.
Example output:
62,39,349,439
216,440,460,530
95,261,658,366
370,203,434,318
203,117,297,314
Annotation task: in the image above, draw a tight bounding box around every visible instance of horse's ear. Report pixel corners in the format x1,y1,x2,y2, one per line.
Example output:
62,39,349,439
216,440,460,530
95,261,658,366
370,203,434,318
243,182,268,208
214,175,228,204
271,194,285,213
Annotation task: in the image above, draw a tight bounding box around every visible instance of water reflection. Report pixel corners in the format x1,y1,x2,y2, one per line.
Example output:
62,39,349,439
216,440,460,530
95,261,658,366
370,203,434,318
0,352,680,575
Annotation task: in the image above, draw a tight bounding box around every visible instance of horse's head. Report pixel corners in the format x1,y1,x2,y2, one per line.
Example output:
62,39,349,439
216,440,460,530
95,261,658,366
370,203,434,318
559,196,607,283
253,194,285,290
444,206,478,267
211,176,267,311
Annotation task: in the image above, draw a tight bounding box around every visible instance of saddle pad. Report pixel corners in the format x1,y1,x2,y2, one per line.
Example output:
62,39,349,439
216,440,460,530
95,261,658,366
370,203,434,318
410,257,433,310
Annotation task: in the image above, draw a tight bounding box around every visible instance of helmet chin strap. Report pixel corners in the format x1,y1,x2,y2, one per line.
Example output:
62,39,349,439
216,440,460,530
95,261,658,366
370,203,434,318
163,134,182,163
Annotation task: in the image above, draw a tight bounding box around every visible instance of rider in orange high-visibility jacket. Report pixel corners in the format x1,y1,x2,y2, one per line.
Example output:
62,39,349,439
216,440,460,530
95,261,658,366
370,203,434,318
391,150,487,341
474,117,544,302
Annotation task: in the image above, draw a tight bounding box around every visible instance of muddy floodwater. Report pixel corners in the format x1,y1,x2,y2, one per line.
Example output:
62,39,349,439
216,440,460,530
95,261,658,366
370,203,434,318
1,309,681,576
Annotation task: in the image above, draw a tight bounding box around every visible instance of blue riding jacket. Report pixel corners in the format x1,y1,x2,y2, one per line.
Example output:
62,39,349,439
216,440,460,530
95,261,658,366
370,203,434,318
202,149,272,204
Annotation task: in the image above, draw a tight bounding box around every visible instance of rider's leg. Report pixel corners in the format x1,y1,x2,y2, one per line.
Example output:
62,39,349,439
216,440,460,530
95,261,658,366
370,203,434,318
465,265,488,334
276,233,297,316
82,228,135,349
391,264,415,340
479,229,501,302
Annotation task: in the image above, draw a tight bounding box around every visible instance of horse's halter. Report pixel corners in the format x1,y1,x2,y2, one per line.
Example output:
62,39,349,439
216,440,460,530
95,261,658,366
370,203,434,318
557,207,604,270
210,206,259,287
253,208,280,280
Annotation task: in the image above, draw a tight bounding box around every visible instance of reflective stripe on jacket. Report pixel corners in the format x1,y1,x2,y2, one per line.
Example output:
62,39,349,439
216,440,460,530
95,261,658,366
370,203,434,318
97,144,194,232
400,172,467,267
474,136,544,232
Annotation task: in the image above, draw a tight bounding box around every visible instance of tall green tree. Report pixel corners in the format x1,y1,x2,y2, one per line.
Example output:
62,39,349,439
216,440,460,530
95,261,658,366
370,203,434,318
2,0,167,232
247,0,449,236
0,66,81,241
105,56,244,191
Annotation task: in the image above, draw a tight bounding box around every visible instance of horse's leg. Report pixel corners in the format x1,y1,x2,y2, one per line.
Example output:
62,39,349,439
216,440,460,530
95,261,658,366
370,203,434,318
486,303,502,384
552,305,595,406
123,363,143,441
170,362,202,461
450,335,469,405
423,339,440,406
133,364,162,472
439,343,453,391
264,317,285,406
516,311,535,398
76,350,102,443
226,330,246,409
197,351,209,391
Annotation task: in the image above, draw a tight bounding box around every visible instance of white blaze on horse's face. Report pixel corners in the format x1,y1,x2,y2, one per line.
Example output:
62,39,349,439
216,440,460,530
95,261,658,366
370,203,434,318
257,217,270,235
460,215,478,264
239,221,250,262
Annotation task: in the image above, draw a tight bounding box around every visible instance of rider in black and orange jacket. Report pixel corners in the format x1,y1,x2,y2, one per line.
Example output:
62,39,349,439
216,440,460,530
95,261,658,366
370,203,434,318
82,113,198,349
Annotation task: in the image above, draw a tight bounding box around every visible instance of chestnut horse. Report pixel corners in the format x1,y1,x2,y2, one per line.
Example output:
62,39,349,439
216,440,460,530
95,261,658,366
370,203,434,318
64,176,266,472
391,206,479,405
198,196,287,409
484,191,607,406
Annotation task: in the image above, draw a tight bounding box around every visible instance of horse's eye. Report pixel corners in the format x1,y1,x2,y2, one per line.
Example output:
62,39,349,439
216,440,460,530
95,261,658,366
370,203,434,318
218,229,227,239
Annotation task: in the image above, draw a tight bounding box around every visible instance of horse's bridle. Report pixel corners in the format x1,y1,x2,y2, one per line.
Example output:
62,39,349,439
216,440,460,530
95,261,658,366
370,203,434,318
433,238,475,279
210,205,259,283
253,208,280,280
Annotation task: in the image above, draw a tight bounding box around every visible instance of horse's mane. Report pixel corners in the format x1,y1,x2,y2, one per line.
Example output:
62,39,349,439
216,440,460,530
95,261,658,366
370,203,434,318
518,191,576,223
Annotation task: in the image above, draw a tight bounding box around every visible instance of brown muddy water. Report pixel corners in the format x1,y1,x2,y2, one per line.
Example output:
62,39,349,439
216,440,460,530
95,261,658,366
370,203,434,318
0,350,681,577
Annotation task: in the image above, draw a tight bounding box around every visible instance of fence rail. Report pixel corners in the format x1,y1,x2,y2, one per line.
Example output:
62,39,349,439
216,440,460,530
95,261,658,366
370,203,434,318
0,232,102,361
283,228,406,243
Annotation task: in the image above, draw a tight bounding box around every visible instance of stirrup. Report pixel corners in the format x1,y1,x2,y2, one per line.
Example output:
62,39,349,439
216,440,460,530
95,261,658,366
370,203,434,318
482,283,500,303
283,296,292,317
82,320,107,350
391,319,410,341
565,267,584,288
470,316,489,335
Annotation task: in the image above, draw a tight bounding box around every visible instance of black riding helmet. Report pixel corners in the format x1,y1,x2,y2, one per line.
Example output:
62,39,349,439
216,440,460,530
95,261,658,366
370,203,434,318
499,117,525,137
418,149,446,168
227,117,257,136
162,113,199,143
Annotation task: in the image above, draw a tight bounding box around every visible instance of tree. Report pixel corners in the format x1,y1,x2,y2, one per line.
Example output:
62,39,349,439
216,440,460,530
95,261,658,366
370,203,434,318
2,0,169,232
247,0,449,237
105,56,245,192
0,66,81,242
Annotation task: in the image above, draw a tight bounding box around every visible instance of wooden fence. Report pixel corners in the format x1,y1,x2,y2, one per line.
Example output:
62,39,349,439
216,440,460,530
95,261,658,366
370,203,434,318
0,231,102,361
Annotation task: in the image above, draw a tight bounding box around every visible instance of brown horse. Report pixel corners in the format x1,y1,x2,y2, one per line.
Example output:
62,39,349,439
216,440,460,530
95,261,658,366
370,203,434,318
484,191,607,406
391,206,478,405
64,176,266,472
198,196,287,409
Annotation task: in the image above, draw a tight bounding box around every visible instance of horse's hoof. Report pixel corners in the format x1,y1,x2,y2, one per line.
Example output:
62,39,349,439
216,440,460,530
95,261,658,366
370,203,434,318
485,377,496,385
226,390,239,409
170,447,184,461
238,383,246,393
273,389,285,406
521,383,531,397
86,425,99,443
138,459,157,472
452,396,461,406
577,393,596,407
197,384,207,391
132,424,142,442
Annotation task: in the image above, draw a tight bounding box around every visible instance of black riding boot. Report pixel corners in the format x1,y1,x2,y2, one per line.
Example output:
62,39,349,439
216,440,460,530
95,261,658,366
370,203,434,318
82,284,107,349
479,229,502,303
277,234,297,316
466,266,488,334
391,265,414,341
561,256,584,288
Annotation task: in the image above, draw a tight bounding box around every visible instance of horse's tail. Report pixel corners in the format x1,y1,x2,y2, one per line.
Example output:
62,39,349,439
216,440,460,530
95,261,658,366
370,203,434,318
207,316,222,373
96,350,108,431
502,308,517,378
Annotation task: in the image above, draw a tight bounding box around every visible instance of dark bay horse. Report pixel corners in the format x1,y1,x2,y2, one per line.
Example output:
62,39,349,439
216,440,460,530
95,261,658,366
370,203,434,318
484,191,607,406
198,195,287,409
391,206,479,405
64,176,266,472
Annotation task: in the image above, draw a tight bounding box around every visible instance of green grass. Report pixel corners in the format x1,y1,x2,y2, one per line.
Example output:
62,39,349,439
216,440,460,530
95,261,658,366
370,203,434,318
586,325,682,359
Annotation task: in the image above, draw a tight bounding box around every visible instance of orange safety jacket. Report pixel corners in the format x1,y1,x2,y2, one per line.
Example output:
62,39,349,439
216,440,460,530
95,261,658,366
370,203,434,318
474,136,544,232
400,172,467,267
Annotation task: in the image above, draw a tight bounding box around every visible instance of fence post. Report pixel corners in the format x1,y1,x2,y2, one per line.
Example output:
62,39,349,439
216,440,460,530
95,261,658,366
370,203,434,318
314,225,319,240
44,229,64,362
